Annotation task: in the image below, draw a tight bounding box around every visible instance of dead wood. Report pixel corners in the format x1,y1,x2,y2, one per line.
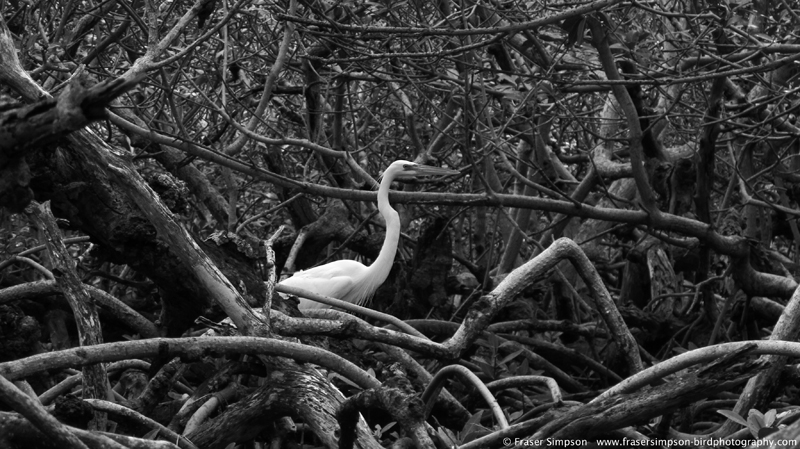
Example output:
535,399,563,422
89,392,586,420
532,345,766,441
0,411,178,449
27,202,108,430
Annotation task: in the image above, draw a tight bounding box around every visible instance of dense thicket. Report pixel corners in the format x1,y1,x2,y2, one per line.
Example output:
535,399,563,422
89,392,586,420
2,0,800,447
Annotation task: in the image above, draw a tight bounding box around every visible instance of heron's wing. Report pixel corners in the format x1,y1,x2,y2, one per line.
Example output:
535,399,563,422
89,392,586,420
280,260,366,309
281,272,356,299
287,275,357,310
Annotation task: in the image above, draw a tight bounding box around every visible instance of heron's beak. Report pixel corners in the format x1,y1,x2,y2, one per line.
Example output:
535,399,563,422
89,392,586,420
411,165,460,177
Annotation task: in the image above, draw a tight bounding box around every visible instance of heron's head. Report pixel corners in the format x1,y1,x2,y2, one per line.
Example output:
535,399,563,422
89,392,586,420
384,160,460,181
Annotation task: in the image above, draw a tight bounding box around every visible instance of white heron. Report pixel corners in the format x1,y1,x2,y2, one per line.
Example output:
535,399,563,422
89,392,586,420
279,160,459,310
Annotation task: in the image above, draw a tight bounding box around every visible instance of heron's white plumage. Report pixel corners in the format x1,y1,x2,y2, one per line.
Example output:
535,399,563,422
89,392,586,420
279,160,458,310
279,260,370,309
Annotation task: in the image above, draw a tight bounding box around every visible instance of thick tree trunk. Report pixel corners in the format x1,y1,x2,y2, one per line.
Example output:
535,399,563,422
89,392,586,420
187,361,382,449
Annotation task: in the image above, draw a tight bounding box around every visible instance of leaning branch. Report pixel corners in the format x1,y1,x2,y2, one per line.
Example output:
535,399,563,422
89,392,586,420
443,238,643,373
0,73,144,154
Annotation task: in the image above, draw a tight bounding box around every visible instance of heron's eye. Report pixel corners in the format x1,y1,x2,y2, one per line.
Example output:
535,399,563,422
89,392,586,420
402,164,415,170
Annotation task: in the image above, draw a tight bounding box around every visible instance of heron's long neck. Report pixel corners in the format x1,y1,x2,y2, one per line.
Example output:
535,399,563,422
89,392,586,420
369,177,400,280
